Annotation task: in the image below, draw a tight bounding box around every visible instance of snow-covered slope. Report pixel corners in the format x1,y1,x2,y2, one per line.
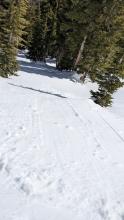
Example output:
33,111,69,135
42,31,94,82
0,53,124,220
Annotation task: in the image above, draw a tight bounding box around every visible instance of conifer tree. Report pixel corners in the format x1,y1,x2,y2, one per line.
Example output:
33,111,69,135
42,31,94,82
0,0,28,77
23,0,37,48
55,0,75,70
27,0,57,62
90,0,124,106
56,0,124,106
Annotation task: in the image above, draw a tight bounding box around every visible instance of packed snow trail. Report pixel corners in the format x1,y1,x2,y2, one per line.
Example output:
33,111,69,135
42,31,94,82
0,53,124,220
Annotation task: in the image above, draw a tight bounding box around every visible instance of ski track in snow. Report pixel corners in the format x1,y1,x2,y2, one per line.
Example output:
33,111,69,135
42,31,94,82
0,53,124,220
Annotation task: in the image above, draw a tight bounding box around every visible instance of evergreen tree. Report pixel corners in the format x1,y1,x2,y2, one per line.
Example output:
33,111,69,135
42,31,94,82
0,0,28,77
55,0,75,70
22,0,38,49
27,0,57,62
90,0,124,106
56,0,124,106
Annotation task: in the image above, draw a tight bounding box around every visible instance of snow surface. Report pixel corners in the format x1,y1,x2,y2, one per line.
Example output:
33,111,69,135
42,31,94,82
0,53,124,220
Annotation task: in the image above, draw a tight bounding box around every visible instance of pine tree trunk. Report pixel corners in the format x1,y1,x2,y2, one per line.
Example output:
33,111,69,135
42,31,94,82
119,55,124,64
74,35,87,68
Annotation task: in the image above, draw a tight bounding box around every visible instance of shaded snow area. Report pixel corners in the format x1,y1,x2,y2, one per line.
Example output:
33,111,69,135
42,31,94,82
0,53,124,220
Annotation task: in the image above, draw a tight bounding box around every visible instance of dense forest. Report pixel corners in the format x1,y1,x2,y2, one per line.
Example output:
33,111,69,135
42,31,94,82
0,0,124,106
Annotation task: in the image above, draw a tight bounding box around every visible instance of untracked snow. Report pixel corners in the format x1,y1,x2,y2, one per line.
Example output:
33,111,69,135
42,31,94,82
0,53,124,220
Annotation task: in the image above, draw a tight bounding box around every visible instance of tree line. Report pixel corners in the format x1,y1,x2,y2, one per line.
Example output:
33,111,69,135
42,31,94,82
0,0,124,107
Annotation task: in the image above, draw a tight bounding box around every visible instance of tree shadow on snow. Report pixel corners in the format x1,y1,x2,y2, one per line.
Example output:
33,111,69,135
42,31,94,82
18,59,75,81
8,83,67,99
